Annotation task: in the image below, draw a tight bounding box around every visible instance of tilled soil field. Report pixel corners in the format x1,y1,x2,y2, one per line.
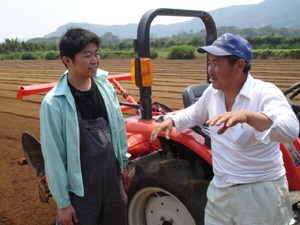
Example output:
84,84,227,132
1,58,300,225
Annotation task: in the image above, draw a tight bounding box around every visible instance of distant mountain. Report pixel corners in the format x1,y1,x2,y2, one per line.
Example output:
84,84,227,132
44,23,138,39
44,0,300,39
209,0,300,29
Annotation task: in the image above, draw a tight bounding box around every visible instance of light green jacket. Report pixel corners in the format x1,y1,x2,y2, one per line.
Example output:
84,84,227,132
40,69,130,209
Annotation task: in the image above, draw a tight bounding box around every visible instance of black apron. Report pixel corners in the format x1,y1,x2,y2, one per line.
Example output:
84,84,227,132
56,111,127,225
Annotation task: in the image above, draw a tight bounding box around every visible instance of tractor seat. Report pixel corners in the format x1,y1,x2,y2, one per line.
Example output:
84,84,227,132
182,83,211,149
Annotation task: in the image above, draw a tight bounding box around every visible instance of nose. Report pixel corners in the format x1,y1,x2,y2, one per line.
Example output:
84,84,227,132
91,55,99,64
208,65,215,75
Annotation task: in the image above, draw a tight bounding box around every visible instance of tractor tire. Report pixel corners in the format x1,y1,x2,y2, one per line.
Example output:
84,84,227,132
127,151,209,225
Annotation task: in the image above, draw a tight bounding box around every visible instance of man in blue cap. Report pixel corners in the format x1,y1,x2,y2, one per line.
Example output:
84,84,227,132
150,33,299,224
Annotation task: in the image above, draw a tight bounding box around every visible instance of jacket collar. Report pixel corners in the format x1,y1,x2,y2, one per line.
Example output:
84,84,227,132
53,69,109,97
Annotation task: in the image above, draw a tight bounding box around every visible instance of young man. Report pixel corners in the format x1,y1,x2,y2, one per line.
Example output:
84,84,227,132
40,28,131,225
150,33,299,224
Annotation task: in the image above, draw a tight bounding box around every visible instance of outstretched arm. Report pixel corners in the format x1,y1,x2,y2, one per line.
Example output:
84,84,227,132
150,118,175,143
207,110,272,135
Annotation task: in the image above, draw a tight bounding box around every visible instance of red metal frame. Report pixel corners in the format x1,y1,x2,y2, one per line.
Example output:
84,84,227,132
16,72,300,191
281,139,300,191
16,73,132,100
16,73,137,113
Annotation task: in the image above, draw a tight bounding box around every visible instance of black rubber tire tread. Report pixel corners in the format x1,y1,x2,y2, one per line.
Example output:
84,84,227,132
127,151,209,225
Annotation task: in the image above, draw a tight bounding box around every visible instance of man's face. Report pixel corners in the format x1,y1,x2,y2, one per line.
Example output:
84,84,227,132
208,54,236,91
68,42,100,79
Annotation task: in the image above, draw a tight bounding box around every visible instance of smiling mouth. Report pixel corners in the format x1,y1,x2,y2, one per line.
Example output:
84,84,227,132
210,77,217,82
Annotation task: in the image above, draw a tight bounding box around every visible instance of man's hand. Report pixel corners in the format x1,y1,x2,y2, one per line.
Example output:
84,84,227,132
59,205,78,225
206,110,272,134
150,118,174,143
122,168,131,191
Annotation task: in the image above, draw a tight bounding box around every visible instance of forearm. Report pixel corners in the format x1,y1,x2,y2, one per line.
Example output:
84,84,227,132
245,111,273,132
266,112,299,143
247,110,298,143
172,105,202,132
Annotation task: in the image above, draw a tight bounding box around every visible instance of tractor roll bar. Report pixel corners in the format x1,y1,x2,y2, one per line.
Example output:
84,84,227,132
134,8,217,120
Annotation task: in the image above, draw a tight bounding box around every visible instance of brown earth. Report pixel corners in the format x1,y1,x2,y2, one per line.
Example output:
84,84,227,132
1,58,300,225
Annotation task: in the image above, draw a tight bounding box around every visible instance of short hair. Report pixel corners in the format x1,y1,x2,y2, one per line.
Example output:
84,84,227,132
59,28,101,67
226,55,251,73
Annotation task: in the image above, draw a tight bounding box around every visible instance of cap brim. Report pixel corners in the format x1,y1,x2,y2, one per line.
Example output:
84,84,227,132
197,46,232,56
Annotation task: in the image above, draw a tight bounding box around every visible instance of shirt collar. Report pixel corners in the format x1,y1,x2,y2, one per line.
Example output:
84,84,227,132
239,73,253,99
214,73,253,99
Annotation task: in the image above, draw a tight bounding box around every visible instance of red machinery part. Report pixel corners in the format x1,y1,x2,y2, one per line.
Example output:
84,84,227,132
127,134,154,160
16,73,132,100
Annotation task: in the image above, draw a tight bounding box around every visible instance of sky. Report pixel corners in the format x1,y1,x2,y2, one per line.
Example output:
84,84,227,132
0,0,264,42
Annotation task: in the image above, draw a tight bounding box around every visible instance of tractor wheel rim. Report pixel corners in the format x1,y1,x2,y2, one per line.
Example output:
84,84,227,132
128,187,195,225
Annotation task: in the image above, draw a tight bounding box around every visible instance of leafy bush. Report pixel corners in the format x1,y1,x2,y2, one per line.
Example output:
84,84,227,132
117,42,133,50
0,52,20,60
261,49,272,59
288,49,300,59
167,45,195,59
253,49,300,59
252,50,260,59
21,52,37,60
186,36,205,47
150,49,158,59
44,51,60,60
165,39,178,48
274,50,288,59
99,50,136,59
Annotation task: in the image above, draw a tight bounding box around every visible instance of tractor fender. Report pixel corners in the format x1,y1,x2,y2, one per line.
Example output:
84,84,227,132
125,119,212,165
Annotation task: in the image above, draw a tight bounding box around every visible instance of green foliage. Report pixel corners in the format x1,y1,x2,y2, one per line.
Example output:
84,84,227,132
0,38,58,55
165,39,178,48
117,42,133,51
21,52,37,60
186,37,205,47
0,52,20,60
150,49,158,59
1,26,299,60
288,49,300,59
253,49,300,59
167,45,195,59
101,32,120,43
170,25,300,41
261,49,272,59
246,35,300,49
44,51,60,60
27,36,60,44
0,38,22,54
150,39,167,49
99,50,136,59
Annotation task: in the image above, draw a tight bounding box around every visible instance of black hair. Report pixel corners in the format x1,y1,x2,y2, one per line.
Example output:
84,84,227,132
59,28,101,68
226,55,251,73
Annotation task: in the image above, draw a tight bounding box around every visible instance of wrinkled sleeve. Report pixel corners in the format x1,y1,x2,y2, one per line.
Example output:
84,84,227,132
172,88,209,136
40,98,71,209
255,85,299,144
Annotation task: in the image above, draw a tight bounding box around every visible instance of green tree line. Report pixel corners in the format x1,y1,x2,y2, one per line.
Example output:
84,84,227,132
1,26,300,60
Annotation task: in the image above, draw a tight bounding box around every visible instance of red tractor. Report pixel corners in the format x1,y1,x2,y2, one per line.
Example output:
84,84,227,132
17,8,300,225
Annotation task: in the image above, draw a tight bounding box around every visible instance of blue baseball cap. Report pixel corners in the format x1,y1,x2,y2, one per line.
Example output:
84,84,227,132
197,33,253,63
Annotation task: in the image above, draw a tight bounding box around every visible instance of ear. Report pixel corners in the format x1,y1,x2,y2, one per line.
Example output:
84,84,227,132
62,56,72,67
235,59,246,74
